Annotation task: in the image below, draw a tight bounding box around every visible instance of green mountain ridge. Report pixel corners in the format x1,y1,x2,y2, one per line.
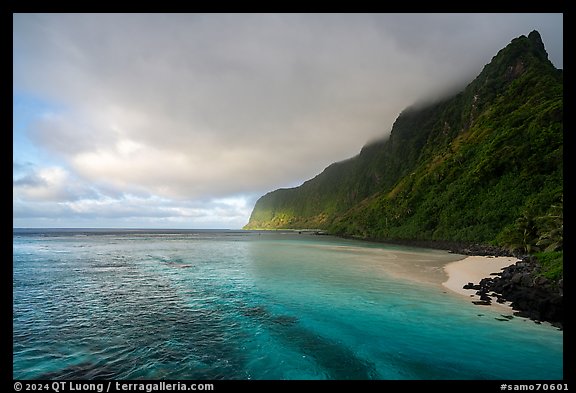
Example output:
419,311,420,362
244,31,563,249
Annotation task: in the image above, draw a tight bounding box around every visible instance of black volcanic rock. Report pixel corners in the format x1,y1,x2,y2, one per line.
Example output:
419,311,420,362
468,257,563,329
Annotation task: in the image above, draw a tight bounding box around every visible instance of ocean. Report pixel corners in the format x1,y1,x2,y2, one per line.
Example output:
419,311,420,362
12,229,563,380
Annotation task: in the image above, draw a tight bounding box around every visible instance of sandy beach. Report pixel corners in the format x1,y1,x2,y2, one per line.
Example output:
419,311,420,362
443,255,520,307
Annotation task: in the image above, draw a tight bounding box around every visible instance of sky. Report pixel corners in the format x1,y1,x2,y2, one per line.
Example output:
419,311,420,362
13,13,563,229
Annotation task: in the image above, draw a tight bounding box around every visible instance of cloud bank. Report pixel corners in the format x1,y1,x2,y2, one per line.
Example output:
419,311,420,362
13,13,563,228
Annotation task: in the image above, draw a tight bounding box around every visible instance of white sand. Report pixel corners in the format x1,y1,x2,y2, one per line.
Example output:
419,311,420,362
442,256,520,308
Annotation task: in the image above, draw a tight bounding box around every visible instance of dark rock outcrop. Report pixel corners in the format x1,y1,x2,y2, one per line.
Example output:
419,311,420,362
464,256,563,329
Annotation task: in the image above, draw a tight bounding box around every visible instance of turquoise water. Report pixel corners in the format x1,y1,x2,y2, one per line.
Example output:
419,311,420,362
13,229,563,380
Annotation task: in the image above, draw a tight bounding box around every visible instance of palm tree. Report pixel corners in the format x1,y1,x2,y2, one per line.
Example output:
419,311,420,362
504,210,541,254
537,196,563,252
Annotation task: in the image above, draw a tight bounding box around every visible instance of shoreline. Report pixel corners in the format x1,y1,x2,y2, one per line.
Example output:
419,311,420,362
442,256,520,309
247,231,563,326
296,231,517,258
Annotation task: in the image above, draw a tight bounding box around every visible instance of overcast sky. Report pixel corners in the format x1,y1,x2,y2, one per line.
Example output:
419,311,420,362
13,13,563,229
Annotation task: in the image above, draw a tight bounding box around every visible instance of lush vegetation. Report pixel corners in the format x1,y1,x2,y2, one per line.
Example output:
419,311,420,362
244,31,563,279
534,251,563,281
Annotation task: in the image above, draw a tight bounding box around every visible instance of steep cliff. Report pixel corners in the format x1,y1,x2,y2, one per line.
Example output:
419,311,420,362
244,31,563,248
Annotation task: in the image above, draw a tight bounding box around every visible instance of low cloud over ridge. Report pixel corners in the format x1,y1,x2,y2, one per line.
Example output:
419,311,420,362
13,13,563,228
